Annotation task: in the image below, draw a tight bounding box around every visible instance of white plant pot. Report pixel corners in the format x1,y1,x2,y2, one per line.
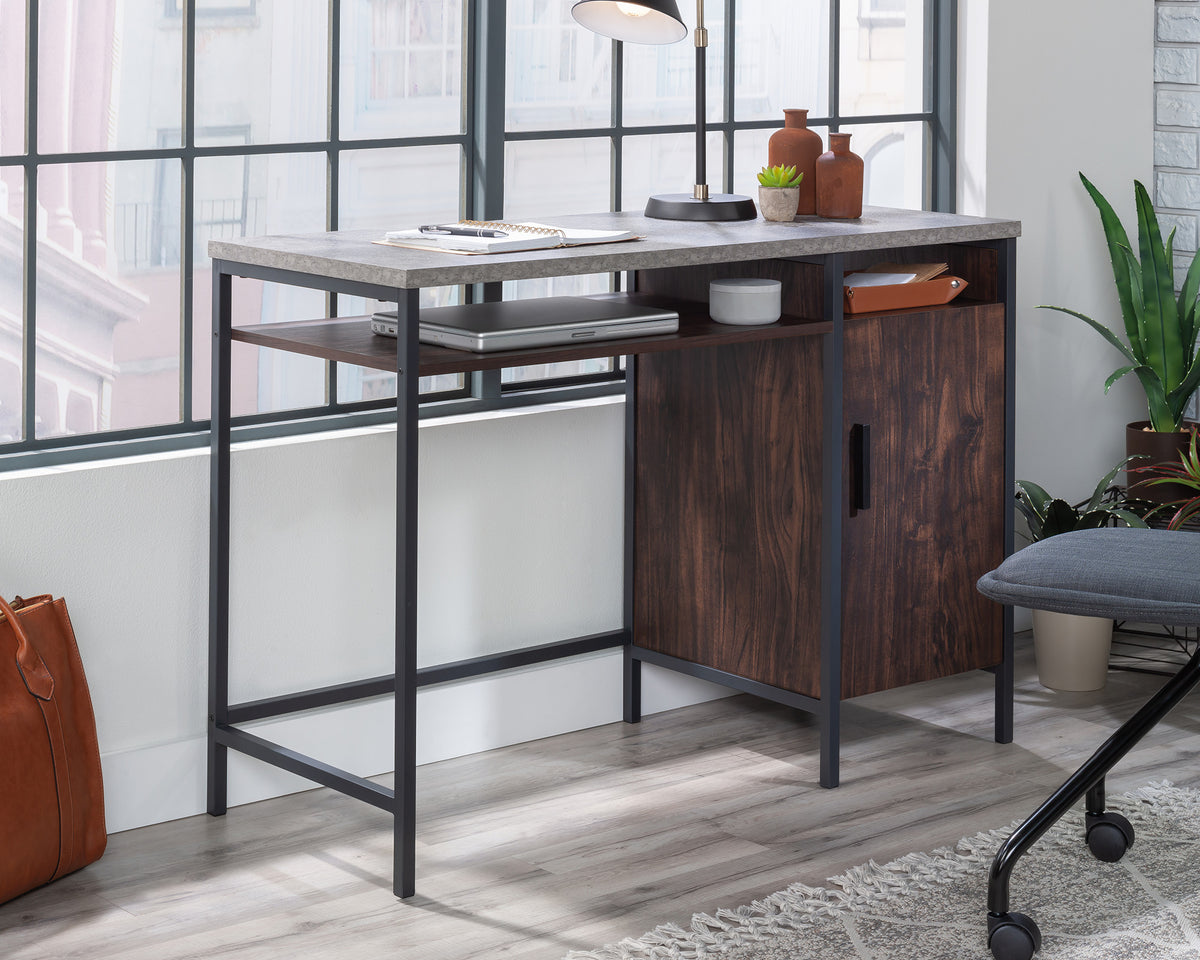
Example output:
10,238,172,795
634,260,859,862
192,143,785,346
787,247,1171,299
1031,609,1114,692
758,186,799,222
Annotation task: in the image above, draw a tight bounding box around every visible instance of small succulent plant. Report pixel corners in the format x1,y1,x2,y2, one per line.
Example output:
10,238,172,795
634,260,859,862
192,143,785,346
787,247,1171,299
757,164,803,189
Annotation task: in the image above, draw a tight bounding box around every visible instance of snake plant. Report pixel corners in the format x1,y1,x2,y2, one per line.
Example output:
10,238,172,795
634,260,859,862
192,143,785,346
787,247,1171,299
1015,456,1150,542
1039,173,1200,433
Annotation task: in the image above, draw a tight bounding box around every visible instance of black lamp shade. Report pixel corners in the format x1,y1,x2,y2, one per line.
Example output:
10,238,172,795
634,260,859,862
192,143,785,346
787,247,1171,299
570,0,687,45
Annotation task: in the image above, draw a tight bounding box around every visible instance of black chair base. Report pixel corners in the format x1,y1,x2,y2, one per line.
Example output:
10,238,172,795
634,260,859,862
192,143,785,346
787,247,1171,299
985,643,1200,960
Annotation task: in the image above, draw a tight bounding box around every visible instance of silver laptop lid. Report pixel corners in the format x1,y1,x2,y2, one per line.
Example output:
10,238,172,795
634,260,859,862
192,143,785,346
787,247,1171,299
417,296,678,340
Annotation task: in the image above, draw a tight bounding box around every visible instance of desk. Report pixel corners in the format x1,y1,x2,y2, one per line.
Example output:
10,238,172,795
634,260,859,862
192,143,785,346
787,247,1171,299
207,207,1021,899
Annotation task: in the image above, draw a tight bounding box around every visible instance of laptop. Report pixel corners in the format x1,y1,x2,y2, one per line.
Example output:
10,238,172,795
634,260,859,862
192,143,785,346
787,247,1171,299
371,295,679,352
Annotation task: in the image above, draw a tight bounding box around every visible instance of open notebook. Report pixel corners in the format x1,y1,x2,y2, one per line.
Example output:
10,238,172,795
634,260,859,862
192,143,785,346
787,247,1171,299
376,220,639,255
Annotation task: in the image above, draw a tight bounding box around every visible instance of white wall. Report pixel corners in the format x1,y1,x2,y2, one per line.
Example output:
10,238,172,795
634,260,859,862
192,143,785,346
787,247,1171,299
959,0,1154,499
0,397,728,833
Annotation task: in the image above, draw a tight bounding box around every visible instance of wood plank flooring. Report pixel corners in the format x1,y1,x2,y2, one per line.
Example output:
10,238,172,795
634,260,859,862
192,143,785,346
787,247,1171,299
4,634,1200,960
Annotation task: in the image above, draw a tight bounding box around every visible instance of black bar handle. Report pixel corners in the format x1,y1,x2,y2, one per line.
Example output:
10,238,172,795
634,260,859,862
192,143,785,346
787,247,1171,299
851,423,871,512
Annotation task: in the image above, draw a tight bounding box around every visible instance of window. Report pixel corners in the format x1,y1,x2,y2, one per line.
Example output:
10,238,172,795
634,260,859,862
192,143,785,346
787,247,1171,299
0,0,953,464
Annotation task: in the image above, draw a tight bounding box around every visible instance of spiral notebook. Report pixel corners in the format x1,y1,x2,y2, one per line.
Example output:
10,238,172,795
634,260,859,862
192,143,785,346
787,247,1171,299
376,220,640,255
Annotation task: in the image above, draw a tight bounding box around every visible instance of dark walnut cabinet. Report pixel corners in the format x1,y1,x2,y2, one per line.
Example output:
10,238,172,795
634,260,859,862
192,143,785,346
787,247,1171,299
631,241,1012,759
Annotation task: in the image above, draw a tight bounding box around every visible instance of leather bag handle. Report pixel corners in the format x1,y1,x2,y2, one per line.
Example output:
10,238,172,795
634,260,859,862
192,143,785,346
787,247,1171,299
1,594,55,700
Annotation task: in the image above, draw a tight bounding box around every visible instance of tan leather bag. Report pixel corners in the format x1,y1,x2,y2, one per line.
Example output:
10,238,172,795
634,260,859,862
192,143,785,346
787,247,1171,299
0,593,106,905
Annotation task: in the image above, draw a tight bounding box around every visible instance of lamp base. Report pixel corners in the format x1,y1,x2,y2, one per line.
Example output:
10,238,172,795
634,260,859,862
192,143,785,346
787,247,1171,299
644,192,757,222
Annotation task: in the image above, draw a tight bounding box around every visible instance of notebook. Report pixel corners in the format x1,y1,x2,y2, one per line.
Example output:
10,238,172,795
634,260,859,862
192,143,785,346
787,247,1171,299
371,295,679,352
376,220,639,255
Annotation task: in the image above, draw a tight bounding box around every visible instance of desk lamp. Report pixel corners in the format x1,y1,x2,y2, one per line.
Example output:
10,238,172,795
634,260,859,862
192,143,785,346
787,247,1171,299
571,0,757,221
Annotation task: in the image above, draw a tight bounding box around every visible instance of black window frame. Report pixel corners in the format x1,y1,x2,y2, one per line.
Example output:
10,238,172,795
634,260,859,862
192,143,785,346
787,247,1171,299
0,0,955,472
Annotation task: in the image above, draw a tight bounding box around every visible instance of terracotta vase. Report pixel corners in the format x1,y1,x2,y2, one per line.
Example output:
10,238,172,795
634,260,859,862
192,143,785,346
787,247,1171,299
1125,420,1198,503
768,109,822,216
815,132,864,219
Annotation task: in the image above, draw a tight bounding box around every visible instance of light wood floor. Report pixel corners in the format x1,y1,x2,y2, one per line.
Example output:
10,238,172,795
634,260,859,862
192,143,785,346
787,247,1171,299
4,634,1200,960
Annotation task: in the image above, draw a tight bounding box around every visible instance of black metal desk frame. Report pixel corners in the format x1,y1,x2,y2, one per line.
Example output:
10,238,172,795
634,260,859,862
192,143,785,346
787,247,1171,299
206,231,1017,900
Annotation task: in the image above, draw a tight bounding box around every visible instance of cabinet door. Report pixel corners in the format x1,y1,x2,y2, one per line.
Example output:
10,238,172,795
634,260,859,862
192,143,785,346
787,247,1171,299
841,304,1006,699
634,337,825,697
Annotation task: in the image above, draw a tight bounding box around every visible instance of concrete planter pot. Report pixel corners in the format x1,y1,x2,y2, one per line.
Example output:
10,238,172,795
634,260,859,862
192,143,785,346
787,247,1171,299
1031,609,1114,691
759,186,799,222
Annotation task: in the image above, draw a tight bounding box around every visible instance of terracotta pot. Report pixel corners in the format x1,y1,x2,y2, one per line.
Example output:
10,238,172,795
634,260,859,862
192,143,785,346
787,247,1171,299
815,132,864,219
1125,420,1198,503
1031,610,1113,691
758,186,799,222
767,109,822,216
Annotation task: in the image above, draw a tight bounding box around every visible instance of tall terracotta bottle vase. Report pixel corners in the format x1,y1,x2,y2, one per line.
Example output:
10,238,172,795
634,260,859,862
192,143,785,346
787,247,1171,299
768,109,823,216
815,132,864,219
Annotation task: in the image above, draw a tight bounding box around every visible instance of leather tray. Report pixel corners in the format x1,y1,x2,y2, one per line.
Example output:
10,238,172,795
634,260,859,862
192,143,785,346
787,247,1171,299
843,275,968,315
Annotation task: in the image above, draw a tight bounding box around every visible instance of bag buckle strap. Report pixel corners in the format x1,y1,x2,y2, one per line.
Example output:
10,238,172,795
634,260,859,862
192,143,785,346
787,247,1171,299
1,594,56,700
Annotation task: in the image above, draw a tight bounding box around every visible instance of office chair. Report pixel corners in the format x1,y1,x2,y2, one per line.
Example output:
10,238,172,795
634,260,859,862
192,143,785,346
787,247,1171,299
975,527,1200,960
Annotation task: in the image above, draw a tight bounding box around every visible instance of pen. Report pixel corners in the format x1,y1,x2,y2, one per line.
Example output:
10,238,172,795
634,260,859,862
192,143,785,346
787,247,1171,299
419,224,508,238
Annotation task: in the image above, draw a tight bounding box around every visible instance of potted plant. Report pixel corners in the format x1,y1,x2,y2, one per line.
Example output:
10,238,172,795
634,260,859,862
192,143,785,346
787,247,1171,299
757,164,803,222
1134,429,1200,529
1039,174,1200,502
1015,457,1151,691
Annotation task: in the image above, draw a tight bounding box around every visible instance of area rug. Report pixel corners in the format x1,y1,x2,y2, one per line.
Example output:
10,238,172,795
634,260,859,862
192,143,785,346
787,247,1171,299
565,782,1200,960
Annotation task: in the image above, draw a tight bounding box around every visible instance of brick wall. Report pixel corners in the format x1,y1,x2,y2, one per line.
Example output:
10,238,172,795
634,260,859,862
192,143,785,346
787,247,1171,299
1156,1,1200,419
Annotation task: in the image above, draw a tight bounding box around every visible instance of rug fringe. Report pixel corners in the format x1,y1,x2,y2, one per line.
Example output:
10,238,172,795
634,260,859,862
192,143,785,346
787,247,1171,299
561,781,1186,960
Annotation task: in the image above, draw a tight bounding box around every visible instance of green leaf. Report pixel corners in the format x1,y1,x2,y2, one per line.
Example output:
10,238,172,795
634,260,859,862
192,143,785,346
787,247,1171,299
1117,242,1147,358
1134,179,1184,393
1104,507,1150,528
1166,356,1200,426
1177,246,1200,350
1015,479,1053,516
1038,304,1138,367
1085,454,1146,511
1042,499,1080,539
1104,364,1136,393
1080,172,1141,349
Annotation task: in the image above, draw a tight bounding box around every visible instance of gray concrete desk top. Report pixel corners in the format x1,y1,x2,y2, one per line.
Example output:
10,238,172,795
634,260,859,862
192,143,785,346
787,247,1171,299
208,207,1021,291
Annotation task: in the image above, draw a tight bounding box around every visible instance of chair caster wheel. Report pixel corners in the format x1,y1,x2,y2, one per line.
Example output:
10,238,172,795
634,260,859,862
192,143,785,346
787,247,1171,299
988,911,1042,960
1086,811,1134,863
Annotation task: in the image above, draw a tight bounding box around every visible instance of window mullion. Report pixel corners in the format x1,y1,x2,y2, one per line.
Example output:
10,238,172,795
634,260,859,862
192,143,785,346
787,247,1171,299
21,0,38,445
180,0,197,425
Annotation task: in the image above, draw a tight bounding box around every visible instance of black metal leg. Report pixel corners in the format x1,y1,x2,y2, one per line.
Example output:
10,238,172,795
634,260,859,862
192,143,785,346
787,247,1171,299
995,606,1014,744
207,266,232,817
623,353,641,724
988,644,1200,918
624,650,642,723
1085,776,1106,815
820,255,844,790
394,288,420,899
996,236,1017,748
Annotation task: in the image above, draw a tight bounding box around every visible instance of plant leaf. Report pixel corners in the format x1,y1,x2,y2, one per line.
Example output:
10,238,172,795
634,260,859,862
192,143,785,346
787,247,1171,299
1038,304,1138,367
1042,499,1080,538
1103,507,1150,528
1104,364,1137,393
1178,246,1200,351
1080,172,1141,349
1085,454,1147,511
1130,364,1176,431
1134,179,1184,394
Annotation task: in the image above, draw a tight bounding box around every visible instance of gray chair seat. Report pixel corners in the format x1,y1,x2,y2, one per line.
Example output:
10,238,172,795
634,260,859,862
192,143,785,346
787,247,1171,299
978,527,1200,626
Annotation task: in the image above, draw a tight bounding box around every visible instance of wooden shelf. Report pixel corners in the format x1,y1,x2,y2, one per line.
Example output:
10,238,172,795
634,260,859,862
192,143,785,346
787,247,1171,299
231,296,831,376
